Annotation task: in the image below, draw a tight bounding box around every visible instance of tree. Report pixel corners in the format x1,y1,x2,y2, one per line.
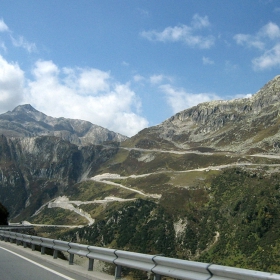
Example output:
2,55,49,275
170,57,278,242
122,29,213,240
0,202,9,225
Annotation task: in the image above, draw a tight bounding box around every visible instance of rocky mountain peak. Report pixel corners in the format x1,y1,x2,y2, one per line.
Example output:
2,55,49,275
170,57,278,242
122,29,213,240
11,104,47,122
165,75,280,125
255,74,280,97
12,104,40,113
250,75,280,111
131,75,280,153
0,105,128,145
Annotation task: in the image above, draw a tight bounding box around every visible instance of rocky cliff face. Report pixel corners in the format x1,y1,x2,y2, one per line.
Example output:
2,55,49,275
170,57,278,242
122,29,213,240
0,135,118,219
0,104,127,145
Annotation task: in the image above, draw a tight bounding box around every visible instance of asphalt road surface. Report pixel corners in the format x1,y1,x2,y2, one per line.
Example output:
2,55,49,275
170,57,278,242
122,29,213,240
0,241,114,280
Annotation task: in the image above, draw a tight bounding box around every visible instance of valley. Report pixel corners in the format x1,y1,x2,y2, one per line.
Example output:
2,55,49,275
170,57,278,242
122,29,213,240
25,147,280,231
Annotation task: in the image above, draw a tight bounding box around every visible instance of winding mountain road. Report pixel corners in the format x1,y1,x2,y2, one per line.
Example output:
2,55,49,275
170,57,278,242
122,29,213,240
29,147,280,227
91,173,161,198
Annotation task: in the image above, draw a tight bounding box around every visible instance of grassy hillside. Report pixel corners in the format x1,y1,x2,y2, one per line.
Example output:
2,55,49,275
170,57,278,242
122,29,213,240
51,164,280,274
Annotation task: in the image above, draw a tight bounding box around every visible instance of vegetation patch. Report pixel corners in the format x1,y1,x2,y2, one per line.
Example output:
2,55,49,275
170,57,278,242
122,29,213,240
29,207,88,225
198,167,280,272
79,203,108,221
68,180,133,201
59,199,176,257
169,170,219,188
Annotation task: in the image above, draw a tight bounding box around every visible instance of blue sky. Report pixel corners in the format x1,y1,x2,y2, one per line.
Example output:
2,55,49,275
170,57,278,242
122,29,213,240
0,1,280,136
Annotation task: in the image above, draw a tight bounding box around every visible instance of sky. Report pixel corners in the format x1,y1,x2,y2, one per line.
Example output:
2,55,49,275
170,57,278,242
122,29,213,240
1,1,280,137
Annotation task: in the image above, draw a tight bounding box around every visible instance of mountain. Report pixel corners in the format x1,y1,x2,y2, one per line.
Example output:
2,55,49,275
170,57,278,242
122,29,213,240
126,75,280,154
0,104,127,145
2,76,280,276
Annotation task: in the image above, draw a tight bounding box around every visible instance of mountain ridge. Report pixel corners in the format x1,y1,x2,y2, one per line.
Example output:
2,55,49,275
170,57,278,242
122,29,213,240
125,75,280,153
0,104,128,146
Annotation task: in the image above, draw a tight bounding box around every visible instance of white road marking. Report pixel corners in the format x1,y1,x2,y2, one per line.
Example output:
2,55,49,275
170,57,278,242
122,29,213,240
0,246,75,280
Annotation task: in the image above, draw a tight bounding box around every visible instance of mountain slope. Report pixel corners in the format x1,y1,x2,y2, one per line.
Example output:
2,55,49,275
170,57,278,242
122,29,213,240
0,104,127,145
51,75,280,274
125,75,280,153
0,135,119,219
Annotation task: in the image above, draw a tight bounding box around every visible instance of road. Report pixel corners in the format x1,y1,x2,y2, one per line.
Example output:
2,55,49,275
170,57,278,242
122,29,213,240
0,241,114,280
26,148,280,228
91,173,161,198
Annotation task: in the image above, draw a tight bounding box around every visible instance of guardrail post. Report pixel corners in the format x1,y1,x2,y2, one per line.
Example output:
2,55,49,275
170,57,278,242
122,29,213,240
41,246,45,255
88,259,94,271
153,274,162,280
31,244,35,251
69,253,74,265
23,241,27,248
115,265,122,280
53,249,58,259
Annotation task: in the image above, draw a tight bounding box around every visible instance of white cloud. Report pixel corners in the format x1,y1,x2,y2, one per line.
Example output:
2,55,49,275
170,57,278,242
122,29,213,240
0,19,9,32
0,55,25,112
234,22,280,49
0,18,36,53
234,34,265,50
260,22,280,39
150,74,165,84
234,22,280,70
202,56,214,65
150,74,173,85
32,60,59,79
191,14,210,29
78,69,110,94
141,14,214,49
62,67,111,95
133,74,144,82
0,56,148,136
232,93,252,99
23,60,148,136
159,84,219,113
160,83,252,113
252,43,280,70
11,35,37,53
159,81,253,113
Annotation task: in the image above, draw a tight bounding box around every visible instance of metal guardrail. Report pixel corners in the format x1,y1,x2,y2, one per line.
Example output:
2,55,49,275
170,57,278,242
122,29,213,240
0,225,34,230
1,229,280,280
